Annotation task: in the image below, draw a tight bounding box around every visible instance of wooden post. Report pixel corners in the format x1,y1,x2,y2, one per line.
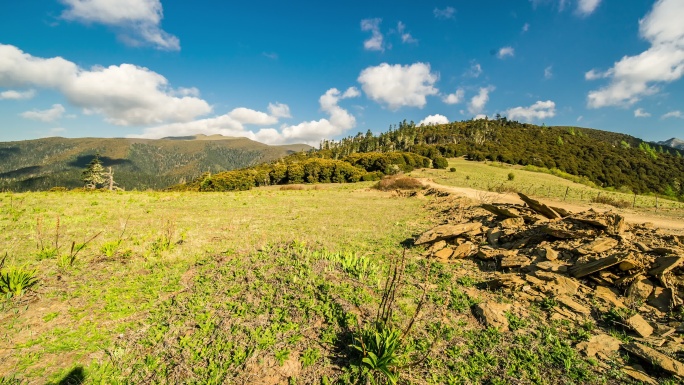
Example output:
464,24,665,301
633,193,637,208
548,186,551,197
564,187,569,201
597,192,601,202
655,194,659,212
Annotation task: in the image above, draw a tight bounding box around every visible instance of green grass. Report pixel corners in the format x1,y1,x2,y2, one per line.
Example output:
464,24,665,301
0,184,650,383
410,157,684,210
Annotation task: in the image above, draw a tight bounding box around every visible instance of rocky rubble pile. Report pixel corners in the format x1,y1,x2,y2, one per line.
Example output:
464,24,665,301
417,190,684,384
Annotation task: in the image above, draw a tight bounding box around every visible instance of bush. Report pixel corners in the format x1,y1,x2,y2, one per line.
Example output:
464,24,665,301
591,194,631,208
280,185,305,191
433,156,449,169
449,167,456,172
373,175,424,191
507,172,515,181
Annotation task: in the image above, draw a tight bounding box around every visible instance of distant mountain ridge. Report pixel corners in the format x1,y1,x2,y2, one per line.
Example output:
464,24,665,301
656,137,684,150
0,135,310,191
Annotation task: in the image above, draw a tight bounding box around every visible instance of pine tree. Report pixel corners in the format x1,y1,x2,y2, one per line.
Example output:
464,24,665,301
82,154,105,189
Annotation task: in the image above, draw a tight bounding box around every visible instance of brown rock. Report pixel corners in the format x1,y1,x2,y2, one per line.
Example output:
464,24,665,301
569,255,623,278
647,286,673,312
648,256,684,276
481,203,520,218
434,248,454,261
576,237,619,255
623,342,684,377
635,242,651,252
476,247,499,260
474,302,512,331
452,242,476,259
486,228,502,247
618,259,640,271
415,222,482,245
621,366,658,385
535,271,579,296
576,334,621,358
556,295,591,315
517,193,561,219
538,246,559,261
500,255,532,269
549,206,572,217
428,240,447,253
594,286,626,308
486,274,526,290
500,217,525,229
535,261,569,273
626,276,655,305
541,224,588,239
625,314,654,338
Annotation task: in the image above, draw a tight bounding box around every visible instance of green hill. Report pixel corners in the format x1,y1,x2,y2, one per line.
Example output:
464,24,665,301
0,135,310,191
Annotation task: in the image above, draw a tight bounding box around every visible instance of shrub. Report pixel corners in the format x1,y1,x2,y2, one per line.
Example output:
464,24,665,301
591,194,631,208
280,185,305,191
449,167,456,172
432,156,449,169
507,172,515,181
373,175,424,191
0,266,39,297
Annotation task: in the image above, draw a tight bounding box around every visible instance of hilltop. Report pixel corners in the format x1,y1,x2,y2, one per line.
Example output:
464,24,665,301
656,137,684,150
0,135,310,191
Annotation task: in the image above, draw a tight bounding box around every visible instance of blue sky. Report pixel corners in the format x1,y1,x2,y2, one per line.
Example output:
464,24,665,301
1,0,683,145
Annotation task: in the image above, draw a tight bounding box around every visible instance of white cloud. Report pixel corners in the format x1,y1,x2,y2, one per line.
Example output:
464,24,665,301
466,62,482,78
522,23,530,32
577,0,602,16
268,102,291,118
60,0,179,50
474,114,488,120
577,115,583,122
358,62,439,110
361,18,384,51
442,88,464,105
434,6,456,19
634,108,651,117
20,104,66,122
497,46,515,59
662,110,683,119
0,89,36,100
262,52,278,60
228,108,278,125
418,114,449,126
397,21,418,44
135,88,359,146
505,100,556,122
587,0,684,108
0,44,211,126
544,66,553,79
468,86,495,114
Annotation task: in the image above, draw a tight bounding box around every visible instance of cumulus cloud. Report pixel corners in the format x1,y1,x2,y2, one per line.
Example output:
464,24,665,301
466,62,482,78
634,108,651,117
544,66,553,79
522,23,530,32
20,104,66,122
497,46,515,59
397,21,418,44
577,0,602,16
662,110,683,119
0,89,36,100
358,62,439,110
434,6,456,19
474,114,488,120
418,114,449,126
468,86,495,114
442,88,464,105
0,44,211,125
268,102,291,118
505,100,556,122
136,88,359,146
361,18,384,51
60,0,179,50
587,0,684,108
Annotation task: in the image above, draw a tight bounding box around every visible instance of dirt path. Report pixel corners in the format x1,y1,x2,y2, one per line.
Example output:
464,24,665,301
420,179,684,234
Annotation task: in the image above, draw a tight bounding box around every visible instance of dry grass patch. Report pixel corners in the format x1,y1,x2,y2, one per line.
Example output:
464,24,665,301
373,175,424,191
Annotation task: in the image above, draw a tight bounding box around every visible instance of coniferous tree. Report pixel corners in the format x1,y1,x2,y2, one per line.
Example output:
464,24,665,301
82,153,105,189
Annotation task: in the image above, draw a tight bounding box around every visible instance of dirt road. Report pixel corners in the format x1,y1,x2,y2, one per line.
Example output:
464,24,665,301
420,179,684,234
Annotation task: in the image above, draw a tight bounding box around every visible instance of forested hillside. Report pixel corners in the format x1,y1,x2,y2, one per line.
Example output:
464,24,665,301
0,135,310,191
319,118,684,198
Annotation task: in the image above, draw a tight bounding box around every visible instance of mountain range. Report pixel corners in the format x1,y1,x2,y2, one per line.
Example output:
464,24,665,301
0,135,310,191
656,137,684,150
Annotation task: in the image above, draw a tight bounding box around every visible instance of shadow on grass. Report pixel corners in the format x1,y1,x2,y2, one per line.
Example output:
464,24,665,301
46,366,85,385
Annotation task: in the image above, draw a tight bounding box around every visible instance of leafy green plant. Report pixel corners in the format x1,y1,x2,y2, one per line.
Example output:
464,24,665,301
349,250,430,384
0,266,39,297
100,240,122,257
36,246,59,260
301,347,320,368
539,297,558,310
275,349,290,366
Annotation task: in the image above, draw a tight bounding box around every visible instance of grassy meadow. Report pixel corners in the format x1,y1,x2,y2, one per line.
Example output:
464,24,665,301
411,157,684,211
2,161,680,384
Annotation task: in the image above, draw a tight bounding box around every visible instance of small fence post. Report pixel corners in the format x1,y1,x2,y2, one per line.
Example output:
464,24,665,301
633,193,637,208
655,194,659,212
563,187,569,201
